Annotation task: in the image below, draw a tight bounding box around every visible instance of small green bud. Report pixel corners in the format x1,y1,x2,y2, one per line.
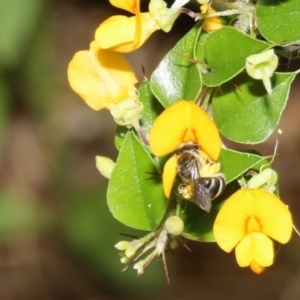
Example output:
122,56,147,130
95,156,115,179
165,216,184,236
115,241,129,251
120,256,130,264
125,245,137,258
246,49,278,94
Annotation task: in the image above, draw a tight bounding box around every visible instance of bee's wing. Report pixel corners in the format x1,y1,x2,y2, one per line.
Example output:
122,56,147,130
190,179,211,212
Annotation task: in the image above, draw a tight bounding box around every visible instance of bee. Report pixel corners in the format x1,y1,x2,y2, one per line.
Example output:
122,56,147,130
175,143,225,212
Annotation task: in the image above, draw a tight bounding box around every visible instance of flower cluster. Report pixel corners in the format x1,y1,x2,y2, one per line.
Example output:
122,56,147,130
67,0,295,282
149,100,293,274
67,0,196,116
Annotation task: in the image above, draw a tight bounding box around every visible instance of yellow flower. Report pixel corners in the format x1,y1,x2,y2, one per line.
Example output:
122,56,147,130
95,0,159,52
149,100,221,197
213,189,293,274
67,41,138,110
200,4,223,33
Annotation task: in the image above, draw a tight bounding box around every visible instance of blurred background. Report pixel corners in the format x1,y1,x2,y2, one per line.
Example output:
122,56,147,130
1,0,300,299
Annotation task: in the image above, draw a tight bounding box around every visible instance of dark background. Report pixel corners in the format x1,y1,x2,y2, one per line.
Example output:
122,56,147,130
1,0,300,299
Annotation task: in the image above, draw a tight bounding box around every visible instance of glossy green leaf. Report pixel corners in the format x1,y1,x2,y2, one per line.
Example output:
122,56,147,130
150,24,202,107
139,78,164,135
257,0,300,46
107,132,167,231
220,148,264,184
201,27,269,87
194,30,210,74
212,71,298,143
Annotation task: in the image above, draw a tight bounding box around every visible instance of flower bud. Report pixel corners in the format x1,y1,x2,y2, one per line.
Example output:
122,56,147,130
115,241,129,250
110,98,144,127
165,216,184,235
245,49,278,94
95,156,115,179
149,0,189,32
247,168,278,193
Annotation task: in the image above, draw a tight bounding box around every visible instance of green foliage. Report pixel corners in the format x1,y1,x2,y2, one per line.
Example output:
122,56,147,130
212,71,298,143
108,1,299,241
67,0,300,279
257,0,300,46
108,132,167,231
150,23,202,107
200,27,270,86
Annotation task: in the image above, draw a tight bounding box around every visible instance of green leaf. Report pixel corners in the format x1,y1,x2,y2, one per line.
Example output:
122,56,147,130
150,23,202,107
194,30,210,74
139,78,164,135
107,132,167,231
257,0,300,46
115,126,129,151
201,27,269,87
181,201,223,242
212,71,298,143
220,148,264,184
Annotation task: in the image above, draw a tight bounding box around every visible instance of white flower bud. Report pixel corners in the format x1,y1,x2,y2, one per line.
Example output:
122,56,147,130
110,99,143,127
149,0,189,32
246,49,278,94
247,168,278,192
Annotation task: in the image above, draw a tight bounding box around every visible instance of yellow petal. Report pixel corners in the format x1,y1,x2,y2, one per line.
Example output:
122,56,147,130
95,13,159,53
200,4,223,33
109,0,139,14
213,195,247,252
149,100,221,160
235,232,274,268
67,41,138,110
213,189,293,253
248,189,293,244
162,155,177,198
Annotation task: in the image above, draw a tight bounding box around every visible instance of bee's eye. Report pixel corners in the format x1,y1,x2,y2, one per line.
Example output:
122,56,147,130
202,178,211,188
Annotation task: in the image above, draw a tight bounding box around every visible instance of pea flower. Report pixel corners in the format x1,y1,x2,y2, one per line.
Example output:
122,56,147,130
149,100,221,198
95,0,160,52
67,41,138,110
213,189,293,274
95,0,190,52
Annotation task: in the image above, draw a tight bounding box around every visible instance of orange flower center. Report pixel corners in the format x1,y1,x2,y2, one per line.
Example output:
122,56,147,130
245,216,262,234
182,128,197,143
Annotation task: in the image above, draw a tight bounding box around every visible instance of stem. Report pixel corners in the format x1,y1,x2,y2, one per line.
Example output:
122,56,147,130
132,121,149,146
